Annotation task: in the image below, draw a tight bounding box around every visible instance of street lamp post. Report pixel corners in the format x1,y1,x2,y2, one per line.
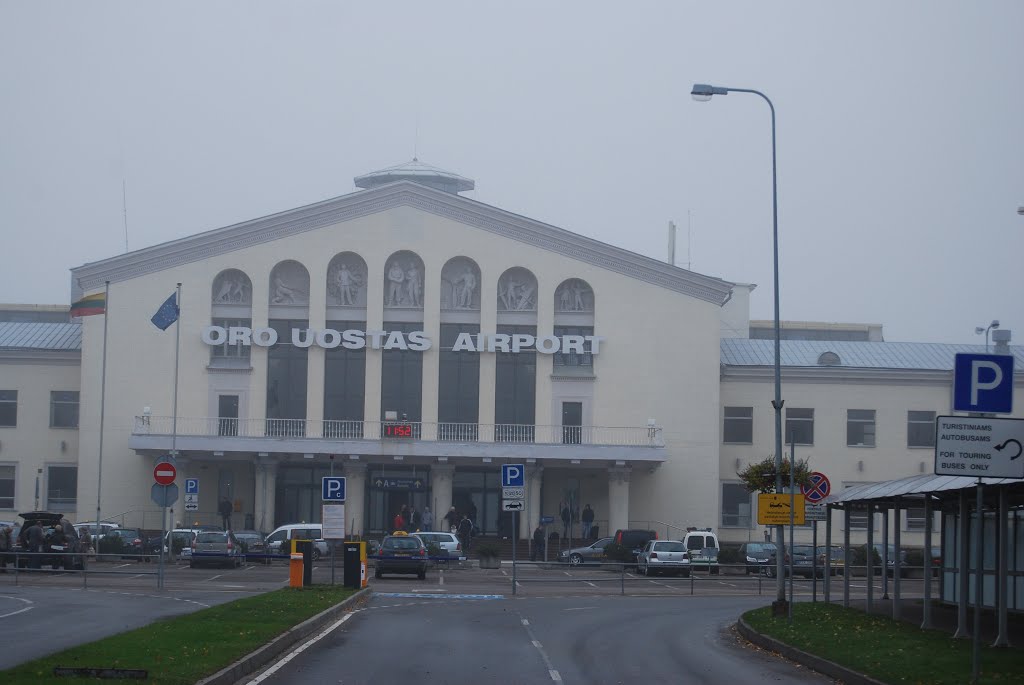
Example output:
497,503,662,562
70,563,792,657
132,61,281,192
974,320,999,352
692,83,787,615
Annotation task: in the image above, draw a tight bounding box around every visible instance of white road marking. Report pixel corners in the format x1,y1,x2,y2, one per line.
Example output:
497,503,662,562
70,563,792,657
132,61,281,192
522,618,530,625
520,612,562,683
0,596,34,619
248,611,358,684
563,607,597,611
208,574,225,581
550,670,562,682
583,581,597,588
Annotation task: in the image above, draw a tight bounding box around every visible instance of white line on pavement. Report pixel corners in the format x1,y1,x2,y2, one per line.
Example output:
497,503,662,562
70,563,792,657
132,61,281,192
0,596,34,619
520,612,562,683
248,611,357,684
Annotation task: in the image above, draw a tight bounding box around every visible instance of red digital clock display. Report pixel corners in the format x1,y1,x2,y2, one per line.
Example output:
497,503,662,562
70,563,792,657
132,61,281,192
384,423,414,438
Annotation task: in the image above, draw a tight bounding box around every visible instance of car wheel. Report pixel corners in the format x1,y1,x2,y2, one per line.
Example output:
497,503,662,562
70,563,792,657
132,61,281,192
569,553,583,566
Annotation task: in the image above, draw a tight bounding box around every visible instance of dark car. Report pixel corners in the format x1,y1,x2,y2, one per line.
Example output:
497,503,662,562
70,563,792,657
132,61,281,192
374,533,428,580
738,542,777,574
233,530,271,564
102,528,149,561
13,511,86,570
608,529,658,566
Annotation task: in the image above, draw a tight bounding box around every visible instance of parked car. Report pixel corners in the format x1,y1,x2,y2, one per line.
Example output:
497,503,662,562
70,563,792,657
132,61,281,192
930,547,942,577
608,529,658,566
190,530,244,568
560,537,614,565
637,540,691,577
100,528,151,561
682,529,720,574
816,545,845,576
265,523,329,560
790,544,821,578
374,533,428,579
164,529,201,558
738,542,777,574
233,530,271,564
73,522,120,543
13,512,86,570
411,532,463,560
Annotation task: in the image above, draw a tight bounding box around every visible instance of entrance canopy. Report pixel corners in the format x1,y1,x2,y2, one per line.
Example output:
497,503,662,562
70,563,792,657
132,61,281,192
826,474,1024,505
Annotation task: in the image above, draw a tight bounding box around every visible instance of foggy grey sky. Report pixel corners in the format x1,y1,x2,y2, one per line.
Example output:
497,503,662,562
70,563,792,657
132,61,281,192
2,2,1022,344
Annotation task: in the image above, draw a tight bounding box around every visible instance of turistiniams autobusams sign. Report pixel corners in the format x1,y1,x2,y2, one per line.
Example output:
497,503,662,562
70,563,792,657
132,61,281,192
201,325,605,355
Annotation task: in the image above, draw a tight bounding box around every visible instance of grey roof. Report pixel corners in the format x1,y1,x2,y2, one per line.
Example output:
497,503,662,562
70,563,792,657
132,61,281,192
0,322,82,351
721,338,1024,370
354,159,475,193
826,473,1024,504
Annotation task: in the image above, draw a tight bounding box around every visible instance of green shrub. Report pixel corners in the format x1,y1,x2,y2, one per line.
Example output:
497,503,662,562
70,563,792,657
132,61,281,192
851,546,881,566
97,535,124,554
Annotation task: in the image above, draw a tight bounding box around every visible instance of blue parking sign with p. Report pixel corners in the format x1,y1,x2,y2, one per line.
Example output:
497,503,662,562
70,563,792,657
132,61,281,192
953,353,1014,414
185,478,199,495
502,464,525,487
322,476,346,501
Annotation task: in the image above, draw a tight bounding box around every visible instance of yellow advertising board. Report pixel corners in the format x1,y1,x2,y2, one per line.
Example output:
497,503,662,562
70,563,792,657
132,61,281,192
757,494,806,525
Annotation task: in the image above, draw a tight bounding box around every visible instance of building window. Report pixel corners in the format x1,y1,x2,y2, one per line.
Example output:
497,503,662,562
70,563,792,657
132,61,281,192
46,465,77,510
438,324,479,440
210,318,252,362
495,325,536,442
0,390,16,427
905,505,926,531
847,409,876,447
907,411,935,448
381,322,424,435
552,326,594,368
721,483,752,528
266,319,308,436
784,408,814,445
50,391,79,428
0,465,13,509
324,320,366,438
723,407,753,444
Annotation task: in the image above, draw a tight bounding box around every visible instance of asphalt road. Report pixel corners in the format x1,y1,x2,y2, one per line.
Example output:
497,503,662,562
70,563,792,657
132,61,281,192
252,593,831,684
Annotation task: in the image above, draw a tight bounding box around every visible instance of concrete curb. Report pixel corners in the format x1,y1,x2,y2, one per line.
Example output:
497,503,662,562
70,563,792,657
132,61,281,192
196,588,371,685
736,617,888,685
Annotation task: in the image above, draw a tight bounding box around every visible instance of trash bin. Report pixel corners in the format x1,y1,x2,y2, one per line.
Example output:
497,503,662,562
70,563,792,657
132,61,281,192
289,553,304,588
295,540,314,586
343,541,365,589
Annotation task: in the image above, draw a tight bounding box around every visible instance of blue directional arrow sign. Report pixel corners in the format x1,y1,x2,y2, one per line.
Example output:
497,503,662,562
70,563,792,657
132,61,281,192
322,476,346,501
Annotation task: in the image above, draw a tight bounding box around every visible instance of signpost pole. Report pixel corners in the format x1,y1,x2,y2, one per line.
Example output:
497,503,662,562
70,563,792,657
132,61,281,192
812,520,818,603
788,434,795,621
512,511,517,596
972,480,984,684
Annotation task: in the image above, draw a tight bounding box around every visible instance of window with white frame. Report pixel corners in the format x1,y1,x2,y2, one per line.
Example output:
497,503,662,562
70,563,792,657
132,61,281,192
907,411,935,448
46,465,77,510
0,464,13,509
50,391,79,428
0,390,16,427
847,409,876,447
210,318,252,362
784,408,814,445
723,407,753,444
721,483,752,528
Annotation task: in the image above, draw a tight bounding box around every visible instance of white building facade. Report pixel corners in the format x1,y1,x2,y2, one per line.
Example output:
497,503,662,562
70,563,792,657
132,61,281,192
1,163,1021,546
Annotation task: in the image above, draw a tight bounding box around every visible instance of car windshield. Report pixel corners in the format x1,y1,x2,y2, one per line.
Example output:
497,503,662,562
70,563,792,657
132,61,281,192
792,545,815,555
655,542,685,552
115,529,141,539
746,544,773,554
384,538,421,551
197,532,227,543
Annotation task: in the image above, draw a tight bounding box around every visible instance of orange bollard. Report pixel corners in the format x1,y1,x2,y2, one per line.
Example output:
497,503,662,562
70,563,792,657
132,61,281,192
289,553,304,588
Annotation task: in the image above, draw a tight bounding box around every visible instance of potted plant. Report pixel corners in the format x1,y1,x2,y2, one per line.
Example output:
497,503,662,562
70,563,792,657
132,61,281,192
477,543,501,569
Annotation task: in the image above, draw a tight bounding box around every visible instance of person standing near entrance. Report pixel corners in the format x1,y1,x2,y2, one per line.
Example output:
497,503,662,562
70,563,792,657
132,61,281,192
422,506,434,532
393,510,405,533
581,504,595,540
531,524,545,562
219,497,233,530
458,514,474,554
445,507,458,533
411,507,422,532
560,502,571,539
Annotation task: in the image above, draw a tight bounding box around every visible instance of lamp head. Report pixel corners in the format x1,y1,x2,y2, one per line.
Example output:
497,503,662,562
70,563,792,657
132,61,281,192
991,320,1000,330
690,83,726,102
975,327,986,335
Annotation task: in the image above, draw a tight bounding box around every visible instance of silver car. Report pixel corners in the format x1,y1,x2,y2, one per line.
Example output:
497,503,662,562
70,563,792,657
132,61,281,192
637,540,691,577
559,537,613,565
190,530,243,568
411,532,464,560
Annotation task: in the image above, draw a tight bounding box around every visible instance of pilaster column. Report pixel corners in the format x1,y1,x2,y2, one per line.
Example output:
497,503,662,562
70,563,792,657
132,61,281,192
608,466,632,533
342,460,367,537
254,454,279,532
526,465,544,540
431,463,456,523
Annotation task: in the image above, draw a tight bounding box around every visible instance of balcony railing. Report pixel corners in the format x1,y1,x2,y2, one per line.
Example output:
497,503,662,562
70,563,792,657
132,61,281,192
133,416,664,447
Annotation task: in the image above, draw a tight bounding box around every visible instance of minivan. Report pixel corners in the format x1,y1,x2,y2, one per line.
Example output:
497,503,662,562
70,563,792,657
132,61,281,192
265,523,329,559
610,529,658,565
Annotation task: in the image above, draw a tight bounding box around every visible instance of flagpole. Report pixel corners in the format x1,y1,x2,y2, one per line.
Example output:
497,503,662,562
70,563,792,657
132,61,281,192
161,283,182,591
94,281,111,542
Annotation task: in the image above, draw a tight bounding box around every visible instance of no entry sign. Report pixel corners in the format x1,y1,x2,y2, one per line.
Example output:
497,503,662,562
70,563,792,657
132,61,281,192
154,462,177,486
801,471,831,504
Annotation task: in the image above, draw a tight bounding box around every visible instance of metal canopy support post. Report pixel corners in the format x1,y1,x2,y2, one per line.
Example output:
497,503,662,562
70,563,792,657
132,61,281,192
893,497,901,620
866,505,874,612
954,489,970,639
882,508,889,600
824,505,832,603
843,506,851,608
788,435,795,621
922,494,933,630
994,486,1009,647
812,519,818,603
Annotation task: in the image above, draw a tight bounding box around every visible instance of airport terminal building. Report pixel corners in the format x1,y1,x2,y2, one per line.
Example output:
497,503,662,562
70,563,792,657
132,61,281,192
1,161,1022,547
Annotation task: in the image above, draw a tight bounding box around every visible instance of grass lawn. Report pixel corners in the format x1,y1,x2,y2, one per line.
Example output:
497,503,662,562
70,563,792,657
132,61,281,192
744,603,1024,685
0,585,357,685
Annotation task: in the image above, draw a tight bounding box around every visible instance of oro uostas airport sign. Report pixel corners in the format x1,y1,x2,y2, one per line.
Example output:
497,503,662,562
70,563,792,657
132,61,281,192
201,325,605,356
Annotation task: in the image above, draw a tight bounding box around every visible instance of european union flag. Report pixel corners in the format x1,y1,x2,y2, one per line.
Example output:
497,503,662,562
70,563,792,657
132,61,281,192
151,292,179,331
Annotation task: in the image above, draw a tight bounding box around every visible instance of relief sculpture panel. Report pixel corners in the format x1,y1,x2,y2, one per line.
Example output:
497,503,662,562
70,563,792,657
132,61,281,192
327,253,368,307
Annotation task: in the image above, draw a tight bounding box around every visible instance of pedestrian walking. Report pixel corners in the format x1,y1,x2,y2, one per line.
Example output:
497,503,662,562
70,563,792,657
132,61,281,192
219,497,233,530
445,506,458,533
422,505,434,532
393,511,405,532
411,507,422,532
531,524,545,562
26,521,45,570
458,514,474,554
560,502,571,539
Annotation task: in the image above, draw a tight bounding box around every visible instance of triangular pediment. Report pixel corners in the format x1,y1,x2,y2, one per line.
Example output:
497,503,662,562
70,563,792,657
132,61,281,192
72,180,733,304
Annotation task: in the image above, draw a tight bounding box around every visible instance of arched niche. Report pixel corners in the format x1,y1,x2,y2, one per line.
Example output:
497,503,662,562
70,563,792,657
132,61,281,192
440,257,481,311
496,267,538,313
326,252,368,308
268,260,310,307
383,251,425,310
554,278,594,313
211,269,252,306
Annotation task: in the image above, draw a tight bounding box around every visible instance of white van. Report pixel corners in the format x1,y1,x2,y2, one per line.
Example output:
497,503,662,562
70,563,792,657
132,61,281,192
682,528,720,574
265,523,329,559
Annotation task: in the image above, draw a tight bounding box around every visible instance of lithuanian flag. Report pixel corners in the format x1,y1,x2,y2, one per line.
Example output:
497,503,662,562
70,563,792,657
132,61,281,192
70,293,106,317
